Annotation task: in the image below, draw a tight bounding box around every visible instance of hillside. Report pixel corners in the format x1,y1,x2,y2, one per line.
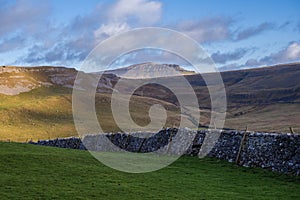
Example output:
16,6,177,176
195,63,300,131
0,63,299,141
133,63,300,105
1,142,299,199
0,86,186,142
129,63,300,132
2,63,298,104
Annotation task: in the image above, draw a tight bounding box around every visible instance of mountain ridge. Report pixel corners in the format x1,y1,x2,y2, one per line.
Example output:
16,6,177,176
1,62,299,102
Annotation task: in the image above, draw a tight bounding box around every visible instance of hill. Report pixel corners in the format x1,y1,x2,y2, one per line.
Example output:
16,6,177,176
118,63,300,132
0,65,121,95
132,62,300,105
102,62,196,78
0,63,299,141
0,86,185,142
0,142,299,199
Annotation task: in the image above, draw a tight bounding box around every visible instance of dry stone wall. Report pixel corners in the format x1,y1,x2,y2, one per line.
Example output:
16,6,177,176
29,129,300,175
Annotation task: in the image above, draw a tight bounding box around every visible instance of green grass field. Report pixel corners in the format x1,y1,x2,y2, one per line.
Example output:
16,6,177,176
0,142,299,199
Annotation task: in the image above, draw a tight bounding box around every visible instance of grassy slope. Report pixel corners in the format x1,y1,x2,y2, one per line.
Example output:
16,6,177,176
224,104,300,133
0,87,75,141
0,85,298,142
1,64,299,141
0,142,299,199
0,86,182,142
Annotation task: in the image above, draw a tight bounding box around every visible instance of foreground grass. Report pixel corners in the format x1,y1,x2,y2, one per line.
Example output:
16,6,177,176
0,142,299,199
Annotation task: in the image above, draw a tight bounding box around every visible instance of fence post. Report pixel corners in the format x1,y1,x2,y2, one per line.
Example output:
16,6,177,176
166,130,174,154
138,137,147,153
235,131,249,165
124,132,131,150
289,127,294,134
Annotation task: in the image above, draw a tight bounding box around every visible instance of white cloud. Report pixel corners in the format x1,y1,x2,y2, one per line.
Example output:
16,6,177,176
109,0,162,25
282,42,300,60
219,42,300,71
70,0,162,38
0,0,50,37
0,35,26,53
235,22,275,41
109,49,191,68
93,0,162,43
94,22,131,40
177,17,233,43
261,41,300,63
211,48,249,64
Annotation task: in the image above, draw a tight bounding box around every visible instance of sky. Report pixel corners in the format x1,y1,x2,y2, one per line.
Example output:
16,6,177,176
0,0,300,71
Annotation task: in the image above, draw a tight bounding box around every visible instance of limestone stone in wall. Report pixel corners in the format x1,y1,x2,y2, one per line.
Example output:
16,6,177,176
240,133,300,175
207,131,243,162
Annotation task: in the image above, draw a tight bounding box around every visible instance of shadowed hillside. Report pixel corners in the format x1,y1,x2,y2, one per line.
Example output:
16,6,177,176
130,63,300,132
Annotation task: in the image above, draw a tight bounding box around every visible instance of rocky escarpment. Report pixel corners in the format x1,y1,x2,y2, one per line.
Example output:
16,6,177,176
0,66,118,95
103,62,196,78
30,129,300,175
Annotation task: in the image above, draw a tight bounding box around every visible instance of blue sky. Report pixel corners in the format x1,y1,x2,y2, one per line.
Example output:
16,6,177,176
0,0,299,71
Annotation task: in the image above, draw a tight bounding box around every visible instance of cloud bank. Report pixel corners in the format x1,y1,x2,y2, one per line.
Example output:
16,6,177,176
0,0,299,70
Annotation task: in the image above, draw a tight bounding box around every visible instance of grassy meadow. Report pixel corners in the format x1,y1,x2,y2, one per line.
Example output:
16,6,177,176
0,142,299,199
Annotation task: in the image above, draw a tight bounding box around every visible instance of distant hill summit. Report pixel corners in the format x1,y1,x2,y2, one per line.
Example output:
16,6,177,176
103,62,196,78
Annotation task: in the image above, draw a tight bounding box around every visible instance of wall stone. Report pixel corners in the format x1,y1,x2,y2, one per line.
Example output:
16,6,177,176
29,129,300,175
